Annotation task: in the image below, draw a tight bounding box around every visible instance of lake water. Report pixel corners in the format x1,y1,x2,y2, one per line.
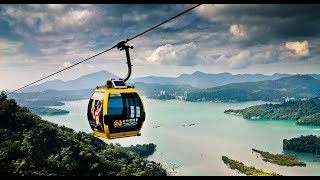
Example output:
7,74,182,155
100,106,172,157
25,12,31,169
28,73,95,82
41,98,320,176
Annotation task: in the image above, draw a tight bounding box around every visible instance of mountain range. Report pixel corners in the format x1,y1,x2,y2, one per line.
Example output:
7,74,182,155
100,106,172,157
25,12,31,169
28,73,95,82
21,70,320,92
187,75,320,102
133,71,291,88
22,71,119,92
9,74,320,104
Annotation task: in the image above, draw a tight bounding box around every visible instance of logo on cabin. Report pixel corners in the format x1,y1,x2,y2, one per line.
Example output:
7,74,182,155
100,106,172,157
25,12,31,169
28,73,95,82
114,119,138,128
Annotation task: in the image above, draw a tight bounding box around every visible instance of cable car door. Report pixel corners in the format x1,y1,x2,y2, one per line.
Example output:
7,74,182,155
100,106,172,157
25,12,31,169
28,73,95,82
105,92,145,135
87,91,105,133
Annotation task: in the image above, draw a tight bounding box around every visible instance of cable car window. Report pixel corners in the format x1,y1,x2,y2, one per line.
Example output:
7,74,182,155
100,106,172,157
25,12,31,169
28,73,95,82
136,106,141,118
130,106,135,118
104,92,145,135
134,95,142,118
123,93,140,119
91,92,104,100
108,93,123,115
125,96,130,118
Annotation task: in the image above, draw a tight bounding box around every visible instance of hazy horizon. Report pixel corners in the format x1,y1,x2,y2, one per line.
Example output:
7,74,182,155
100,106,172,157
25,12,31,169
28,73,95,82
3,69,320,92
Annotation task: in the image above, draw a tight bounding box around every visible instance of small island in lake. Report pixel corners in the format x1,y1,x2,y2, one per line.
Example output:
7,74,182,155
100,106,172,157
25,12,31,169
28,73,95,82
8,93,79,116
125,144,157,158
222,156,281,176
225,97,320,126
6,98,70,116
252,149,306,167
28,106,69,116
17,100,69,116
283,135,320,155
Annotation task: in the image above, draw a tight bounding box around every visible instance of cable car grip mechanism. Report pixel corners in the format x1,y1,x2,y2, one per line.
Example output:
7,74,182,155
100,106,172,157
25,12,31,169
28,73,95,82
115,40,133,82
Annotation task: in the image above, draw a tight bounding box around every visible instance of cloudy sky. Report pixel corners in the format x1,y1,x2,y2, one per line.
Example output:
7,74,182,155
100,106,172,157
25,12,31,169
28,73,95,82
1,4,320,90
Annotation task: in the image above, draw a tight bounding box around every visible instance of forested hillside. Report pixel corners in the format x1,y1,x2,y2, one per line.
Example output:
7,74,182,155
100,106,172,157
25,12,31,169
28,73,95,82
225,97,320,126
0,92,166,176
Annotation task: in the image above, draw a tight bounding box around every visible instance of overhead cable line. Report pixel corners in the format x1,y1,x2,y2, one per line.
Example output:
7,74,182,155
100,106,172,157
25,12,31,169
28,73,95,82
7,4,202,95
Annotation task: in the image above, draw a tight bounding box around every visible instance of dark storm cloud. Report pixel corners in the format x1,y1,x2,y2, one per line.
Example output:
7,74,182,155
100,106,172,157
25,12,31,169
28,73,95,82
1,4,319,71
196,4,320,45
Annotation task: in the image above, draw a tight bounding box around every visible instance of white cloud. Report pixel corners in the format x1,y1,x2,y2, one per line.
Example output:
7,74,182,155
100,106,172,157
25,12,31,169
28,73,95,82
2,5,96,34
0,39,35,67
214,55,228,65
251,50,278,64
77,4,93,8
194,4,269,23
229,24,248,39
27,4,42,9
46,4,66,10
194,4,226,22
4,7,48,30
58,9,94,28
207,41,315,69
0,54,35,64
228,50,251,69
285,40,310,56
0,39,21,53
38,38,88,56
36,34,74,42
37,40,98,66
194,4,320,46
145,42,198,66
40,47,61,55
87,64,95,69
122,11,148,22
39,22,54,33
63,62,72,68
206,44,282,69
27,4,65,10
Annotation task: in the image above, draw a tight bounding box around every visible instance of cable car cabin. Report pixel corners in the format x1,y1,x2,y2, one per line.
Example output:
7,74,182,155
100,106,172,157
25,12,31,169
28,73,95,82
87,79,145,139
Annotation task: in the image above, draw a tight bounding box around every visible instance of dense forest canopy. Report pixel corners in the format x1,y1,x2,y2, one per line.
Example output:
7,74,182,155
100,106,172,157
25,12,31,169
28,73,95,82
283,135,320,155
0,92,166,176
225,97,320,126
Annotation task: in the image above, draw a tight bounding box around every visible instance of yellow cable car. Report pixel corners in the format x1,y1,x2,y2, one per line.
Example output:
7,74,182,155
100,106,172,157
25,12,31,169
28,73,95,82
87,41,145,139
87,79,145,139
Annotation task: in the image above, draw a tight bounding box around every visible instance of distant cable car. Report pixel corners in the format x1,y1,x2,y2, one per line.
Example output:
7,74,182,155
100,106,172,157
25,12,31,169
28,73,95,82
87,41,145,139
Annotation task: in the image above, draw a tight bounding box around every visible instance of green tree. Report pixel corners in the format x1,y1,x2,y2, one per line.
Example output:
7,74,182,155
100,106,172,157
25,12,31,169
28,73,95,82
0,95,166,176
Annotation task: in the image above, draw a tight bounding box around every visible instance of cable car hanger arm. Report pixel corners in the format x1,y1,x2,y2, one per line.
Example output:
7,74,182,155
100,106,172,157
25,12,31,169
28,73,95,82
115,40,133,82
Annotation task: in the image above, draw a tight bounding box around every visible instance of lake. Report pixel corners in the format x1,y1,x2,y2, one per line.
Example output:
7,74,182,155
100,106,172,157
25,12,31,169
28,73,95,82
41,98,320,176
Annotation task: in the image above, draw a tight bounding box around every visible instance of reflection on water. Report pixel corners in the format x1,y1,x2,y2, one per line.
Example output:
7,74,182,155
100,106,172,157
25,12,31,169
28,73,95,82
41,98,320,176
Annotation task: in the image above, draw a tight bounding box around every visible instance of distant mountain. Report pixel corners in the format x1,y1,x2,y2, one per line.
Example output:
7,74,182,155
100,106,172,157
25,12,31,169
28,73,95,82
133,71,291,88
10,75,320,106
187,75,320,102
9,89,94,102
131,76,176,85
12,82,196,103
134,82,198,97
23,70,118,92
23,70,320,92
